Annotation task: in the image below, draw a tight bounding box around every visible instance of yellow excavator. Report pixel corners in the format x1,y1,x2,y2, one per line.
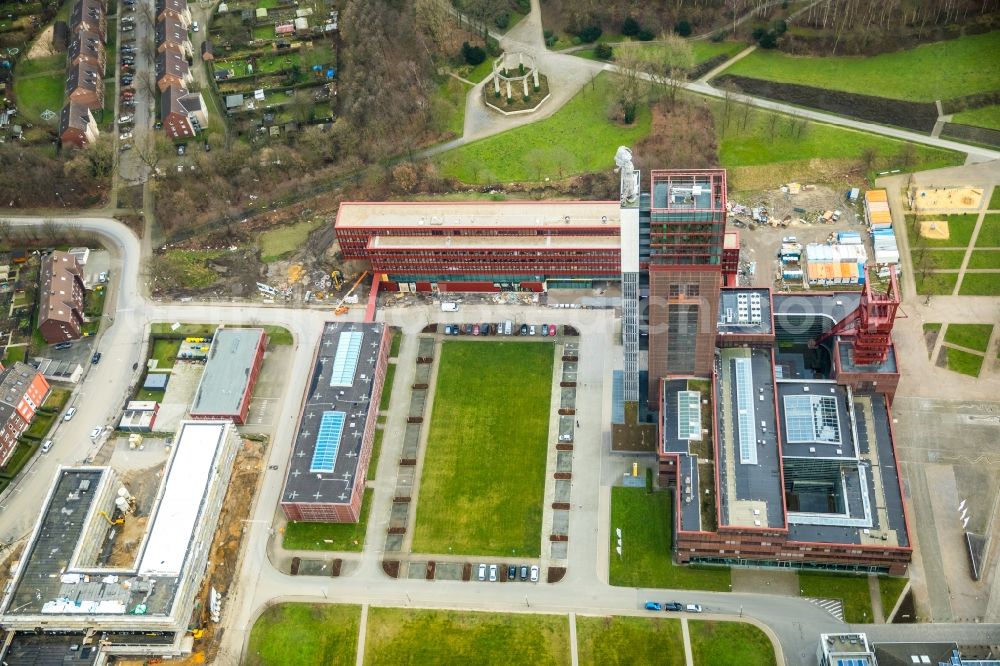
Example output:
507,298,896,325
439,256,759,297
331,269,343,290
99,511,124,526
334,271,369,316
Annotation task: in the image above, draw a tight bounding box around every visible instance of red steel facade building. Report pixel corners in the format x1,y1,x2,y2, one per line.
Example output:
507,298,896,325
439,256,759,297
0,363,51,467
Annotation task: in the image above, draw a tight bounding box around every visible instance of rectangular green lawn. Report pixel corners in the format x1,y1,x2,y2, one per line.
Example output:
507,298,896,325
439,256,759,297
798,572,873,623
609,487,731,591
967,250,1000,269
364,608,569,666
14,75,65,123
282,488,372,551
913,272,958,295
974,214,1000,247
378,363,396,411
412,341,553,556
958,273,1000,296
576,615,684,666
912,214,979,248
944,323,994,353
922,250,966,270
720,31,1000,102
879,576,908,619
943,346,984,376
246,603,360,666
688,620,777,666
990,186,1000,210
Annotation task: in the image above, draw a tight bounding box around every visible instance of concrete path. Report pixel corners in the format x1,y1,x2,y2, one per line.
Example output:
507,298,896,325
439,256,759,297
355,603,369,666
698,45,757,83
953,203,990,295
869,575,885,624
569,612,579,666
681,616,694,666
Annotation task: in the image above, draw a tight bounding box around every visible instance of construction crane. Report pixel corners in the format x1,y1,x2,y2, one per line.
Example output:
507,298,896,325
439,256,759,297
334,271,369,316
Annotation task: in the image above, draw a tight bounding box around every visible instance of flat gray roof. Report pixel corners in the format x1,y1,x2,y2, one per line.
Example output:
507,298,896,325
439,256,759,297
336,200,621,229
189,328,265,418
718,288,772,335
281,322,384,507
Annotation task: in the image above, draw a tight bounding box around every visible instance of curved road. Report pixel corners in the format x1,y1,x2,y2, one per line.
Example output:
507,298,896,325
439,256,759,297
2,216,998,665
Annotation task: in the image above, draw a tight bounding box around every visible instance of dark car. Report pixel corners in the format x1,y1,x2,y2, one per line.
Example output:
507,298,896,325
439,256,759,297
520,565,528,580
465,324,473,335
450,325,459,336
664,602,683,612
541,323,548,337
481,322,491,335
54,341,73,350
519,323,528,336
91,352,102,364
507,565,516,580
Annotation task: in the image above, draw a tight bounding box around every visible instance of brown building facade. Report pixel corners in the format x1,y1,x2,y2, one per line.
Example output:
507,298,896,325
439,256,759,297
38,251,86,344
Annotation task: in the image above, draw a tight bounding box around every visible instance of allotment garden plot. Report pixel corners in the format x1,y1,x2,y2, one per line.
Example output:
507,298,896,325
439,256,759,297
412,341,554,557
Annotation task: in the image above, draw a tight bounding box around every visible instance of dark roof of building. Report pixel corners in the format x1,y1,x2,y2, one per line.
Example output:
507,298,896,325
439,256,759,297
201,40,213,57
156,0,188,17
189,328,265,417
156,47,188,82
872,641,959,666
70,0,104,32
0,362,40,408
67,29,104,64
38,251,83,327
156,15,188,48
772,292,862,327
718,288,772,336
838,338,898,373
281,322,384,507
60,100,94,134
0,633,100,665
65,60,102,96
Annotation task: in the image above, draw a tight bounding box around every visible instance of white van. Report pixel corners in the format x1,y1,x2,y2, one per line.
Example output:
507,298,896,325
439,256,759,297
504,321,512,336
441,302,458,312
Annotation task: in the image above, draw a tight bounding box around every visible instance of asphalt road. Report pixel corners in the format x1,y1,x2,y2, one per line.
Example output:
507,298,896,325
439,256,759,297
4,218,999,665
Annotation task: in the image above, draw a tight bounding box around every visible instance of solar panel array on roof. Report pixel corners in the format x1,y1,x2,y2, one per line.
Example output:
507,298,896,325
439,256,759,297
310,411,345,472
329,331,363,386
784,394,841,444
734,357,757,465
677,390,702,441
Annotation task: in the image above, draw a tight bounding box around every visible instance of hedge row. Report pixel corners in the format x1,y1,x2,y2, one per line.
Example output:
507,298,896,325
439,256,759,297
940,123,1000,149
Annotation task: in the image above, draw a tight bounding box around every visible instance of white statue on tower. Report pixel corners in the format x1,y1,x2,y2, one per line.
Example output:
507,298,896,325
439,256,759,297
615,146,637,206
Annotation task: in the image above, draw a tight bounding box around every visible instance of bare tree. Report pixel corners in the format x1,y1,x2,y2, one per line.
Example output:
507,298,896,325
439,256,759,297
42,219,64,242
646,33,694,109
612,43,653,124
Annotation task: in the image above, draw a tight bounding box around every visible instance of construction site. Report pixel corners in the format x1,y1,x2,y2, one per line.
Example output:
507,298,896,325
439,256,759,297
0,421,266,663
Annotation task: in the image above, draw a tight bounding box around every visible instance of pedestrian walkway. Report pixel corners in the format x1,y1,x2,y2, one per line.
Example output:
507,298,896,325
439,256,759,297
869,575,885,624
680,616,694,666
355,603,369,666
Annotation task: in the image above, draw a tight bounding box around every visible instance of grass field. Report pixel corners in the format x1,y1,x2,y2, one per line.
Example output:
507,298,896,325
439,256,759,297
576,615,684,666
149,338,181,369
379,364,396,411
991,187,1000,209
688,621,777,666
879,576,909,619
719,31,1000,102
14,74,65,124
576,40,745,65
923,250,966,269
282,489,373,551
436,74,651,184
3,346,27,363
461,58,495,84
711,101,962,172
913,271,957,295
259,218,323,262
958,272,1000,296
952,104,1000,131
609,487,731,591
389,329,401,357
967,250,1000,269
364,608,570,665
412,341,553,556
435,75,470,137
246,603,360,666
942,346,985,376
975,214,1000,246
944,324,994,353
799,572,873,623
912,214,979,248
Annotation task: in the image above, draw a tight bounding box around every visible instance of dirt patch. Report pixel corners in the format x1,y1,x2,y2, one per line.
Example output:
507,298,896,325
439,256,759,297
919,220,950,240
913,187,983,212
924,329,941,358
104,515,150,568
547,566,565,583
936,347,949,369
26,25,57,59
713,74,939,133
633,100,718,172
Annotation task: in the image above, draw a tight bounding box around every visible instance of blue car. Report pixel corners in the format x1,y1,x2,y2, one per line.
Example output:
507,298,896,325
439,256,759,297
644,602,663,611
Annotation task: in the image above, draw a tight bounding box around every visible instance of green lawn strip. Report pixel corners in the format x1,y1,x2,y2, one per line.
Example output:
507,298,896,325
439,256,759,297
913,270,959,297
721,31,1000,101
923,323,942,334
39,387,72,413
367,429,383,481
3,346,27,363
282,488,372,551
691,40,746,65
245,603,360,666
990,186,1000,210
911,214,979,248
436,75,470,137
134,387,165,402
943,323,994,353
437,73,651,184
364,608,570,666
0,441,39,478
14,75,65,124
967,250,1000,269
609,487,731,591
943,346,984,376
84,287,107,317
920,250,967,270
149,338,181,369
105,18,117,77
688,620,777,666
799,572,873,623
711,100,961,170
952,104,1000,131
378,363,396,411
389,328,401,357
576,615,684,666
148,323,292,344
974,214,1000,247
412,341,553,557
259,218,323,262
460,58,494,84
958,273,1000,296
879,576,909,619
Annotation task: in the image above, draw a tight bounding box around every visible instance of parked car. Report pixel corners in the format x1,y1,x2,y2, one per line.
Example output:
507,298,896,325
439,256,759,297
89,427,102,440
118,114,133,124
529,565,539,582
91,352,102,364
548,324,557,337
177,144,186,155
489,564,498,582
121,76,133,85
119,131,132,140
54,341,73,350
541,323,548,337
507,565,516,580
519,565,528,580
473,324,480,336
119,143,132,152
685,604,703,613
519,323,527,336
481,322,491,335
529,325,536,335
121,24,133,31
192,20,199,31
645,602,663,611
443,325,452,335
477,564,486,581
450,326,459,336
664,602,683,612
63,407,77,421
41,439,54,454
